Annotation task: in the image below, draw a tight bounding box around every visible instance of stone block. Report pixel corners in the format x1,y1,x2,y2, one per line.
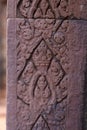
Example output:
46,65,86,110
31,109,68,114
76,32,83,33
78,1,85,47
7,0,87,19
7,19,87,130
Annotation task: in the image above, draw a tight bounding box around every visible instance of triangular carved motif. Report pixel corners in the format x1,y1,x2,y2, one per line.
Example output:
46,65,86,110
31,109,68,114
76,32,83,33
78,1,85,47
32,116,50,130
17,0,55,18
32,39,53,70
33,0,55,18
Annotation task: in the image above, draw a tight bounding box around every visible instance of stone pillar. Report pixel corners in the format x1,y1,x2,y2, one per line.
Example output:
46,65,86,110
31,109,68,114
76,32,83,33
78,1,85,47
7,0,87,130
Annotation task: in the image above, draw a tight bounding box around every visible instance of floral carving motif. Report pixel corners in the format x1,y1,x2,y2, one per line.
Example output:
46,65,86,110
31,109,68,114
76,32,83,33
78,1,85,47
17,0,70,18
32,40,53,70
16,19,69,130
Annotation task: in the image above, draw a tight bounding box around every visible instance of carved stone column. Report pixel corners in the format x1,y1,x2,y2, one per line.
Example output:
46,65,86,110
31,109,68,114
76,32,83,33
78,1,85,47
7,0,87,130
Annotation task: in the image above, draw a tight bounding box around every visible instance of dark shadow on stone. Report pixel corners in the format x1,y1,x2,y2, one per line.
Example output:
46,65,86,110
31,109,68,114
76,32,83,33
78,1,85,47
82,54,87,130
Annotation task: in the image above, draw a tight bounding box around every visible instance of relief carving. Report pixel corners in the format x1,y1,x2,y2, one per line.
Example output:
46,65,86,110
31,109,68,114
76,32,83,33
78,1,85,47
17,0,70,18
32,115,50,130
16,19,69,130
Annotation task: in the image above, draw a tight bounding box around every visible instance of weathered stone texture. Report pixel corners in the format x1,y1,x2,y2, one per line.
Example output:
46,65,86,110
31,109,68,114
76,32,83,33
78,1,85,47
7,19,17,130
7,0,87,19
7,19,87,130
7,0,87,130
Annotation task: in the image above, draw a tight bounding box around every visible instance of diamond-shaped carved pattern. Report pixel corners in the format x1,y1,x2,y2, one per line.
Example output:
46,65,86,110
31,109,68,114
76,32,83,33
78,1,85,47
16,19,69,130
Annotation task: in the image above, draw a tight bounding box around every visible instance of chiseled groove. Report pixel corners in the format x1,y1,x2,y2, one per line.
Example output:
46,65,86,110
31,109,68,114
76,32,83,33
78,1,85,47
31,114,50,130
57,95,67,104
47,0,55,18
42,115,50,130
57,0,61,8
32,0,42,18
44,38,66,77
17,37,43,80
31,114,41,130
17,95,30,106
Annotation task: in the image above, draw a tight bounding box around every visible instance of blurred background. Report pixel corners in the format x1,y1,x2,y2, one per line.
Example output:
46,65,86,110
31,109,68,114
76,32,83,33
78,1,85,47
0,0,7,130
